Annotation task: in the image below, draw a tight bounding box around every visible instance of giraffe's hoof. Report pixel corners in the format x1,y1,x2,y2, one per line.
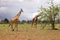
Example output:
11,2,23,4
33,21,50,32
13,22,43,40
12,29,14,31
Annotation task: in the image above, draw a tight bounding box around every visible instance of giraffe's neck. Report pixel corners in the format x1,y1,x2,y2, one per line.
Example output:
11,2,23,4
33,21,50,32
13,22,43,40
15,11,22,18
11,11,22,20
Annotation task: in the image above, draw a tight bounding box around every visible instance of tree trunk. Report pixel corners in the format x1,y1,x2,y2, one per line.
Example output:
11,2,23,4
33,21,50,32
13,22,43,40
51,16,58,30
50,15,55,30
51,21,55,29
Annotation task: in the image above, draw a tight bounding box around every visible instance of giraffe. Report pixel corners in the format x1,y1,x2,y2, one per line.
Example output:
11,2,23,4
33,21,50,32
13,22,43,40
9,9,23,31
32,15,40,28
31,12,43,28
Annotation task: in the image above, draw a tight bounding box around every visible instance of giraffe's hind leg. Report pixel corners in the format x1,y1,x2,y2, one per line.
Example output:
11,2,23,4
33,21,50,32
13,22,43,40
34,23,37,28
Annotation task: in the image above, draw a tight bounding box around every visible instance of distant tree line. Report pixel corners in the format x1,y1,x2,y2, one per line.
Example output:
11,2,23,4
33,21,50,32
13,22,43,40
0,17,60,24
0,18,32,24
0,18,9,24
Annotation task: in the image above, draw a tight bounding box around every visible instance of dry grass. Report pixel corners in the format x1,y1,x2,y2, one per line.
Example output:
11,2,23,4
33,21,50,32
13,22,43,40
0,24,60,40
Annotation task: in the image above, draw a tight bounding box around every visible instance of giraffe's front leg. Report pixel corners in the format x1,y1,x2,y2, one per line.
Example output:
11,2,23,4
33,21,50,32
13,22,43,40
10,24,14,31
35,21,37,28
15,23,18,31
31,22,33,27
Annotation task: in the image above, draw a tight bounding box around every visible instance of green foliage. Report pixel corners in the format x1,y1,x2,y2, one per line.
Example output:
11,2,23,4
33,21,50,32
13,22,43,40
4,18,9,23
39,0,60,29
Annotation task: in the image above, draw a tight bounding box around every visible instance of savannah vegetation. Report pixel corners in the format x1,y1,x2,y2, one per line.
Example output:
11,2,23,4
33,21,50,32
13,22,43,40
0,0,60,40
0,0,60,30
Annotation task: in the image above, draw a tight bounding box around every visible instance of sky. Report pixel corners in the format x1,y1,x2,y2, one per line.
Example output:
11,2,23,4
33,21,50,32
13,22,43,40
0,0,60,20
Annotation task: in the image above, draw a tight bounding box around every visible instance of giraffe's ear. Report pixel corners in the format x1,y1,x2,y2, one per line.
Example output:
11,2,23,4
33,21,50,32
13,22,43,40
21,9,23,12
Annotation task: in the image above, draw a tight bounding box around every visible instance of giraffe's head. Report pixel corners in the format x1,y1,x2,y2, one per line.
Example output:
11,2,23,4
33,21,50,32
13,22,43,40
21,9,23,12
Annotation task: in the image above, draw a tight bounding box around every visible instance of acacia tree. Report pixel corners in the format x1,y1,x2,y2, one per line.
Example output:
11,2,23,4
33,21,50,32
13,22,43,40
39,0,60,30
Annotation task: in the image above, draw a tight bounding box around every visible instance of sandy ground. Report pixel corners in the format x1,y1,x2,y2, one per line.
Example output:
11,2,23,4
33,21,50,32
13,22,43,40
0,24,60,40
0,29,60,40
